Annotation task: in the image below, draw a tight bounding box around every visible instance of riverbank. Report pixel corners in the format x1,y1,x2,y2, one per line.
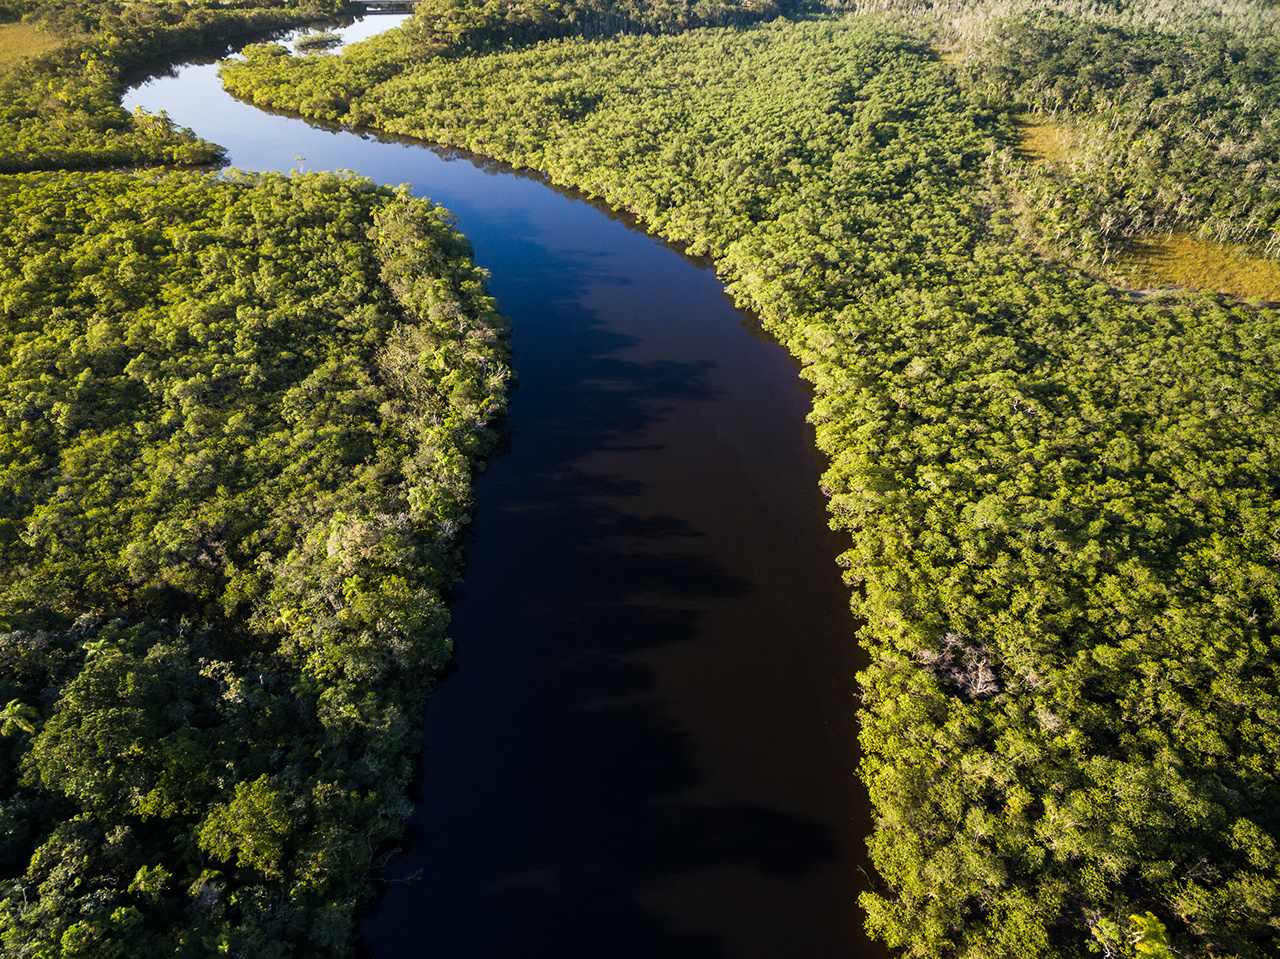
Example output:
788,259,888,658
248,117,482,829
126,13,880,959
0,7,510,956
218,10,1280,958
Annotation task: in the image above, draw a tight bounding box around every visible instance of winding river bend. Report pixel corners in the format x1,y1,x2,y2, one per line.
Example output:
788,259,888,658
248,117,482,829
126,20,881,958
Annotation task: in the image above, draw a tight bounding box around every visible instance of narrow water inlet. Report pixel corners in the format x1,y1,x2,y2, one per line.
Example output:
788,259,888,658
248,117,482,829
125,21,884,957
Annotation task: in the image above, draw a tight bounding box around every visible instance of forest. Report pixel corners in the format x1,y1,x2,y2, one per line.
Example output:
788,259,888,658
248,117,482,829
2,0,1278,955
0,0,353,171
0,1,510,956
217,2,1280,958
398,0,835,58
950,3,1280,268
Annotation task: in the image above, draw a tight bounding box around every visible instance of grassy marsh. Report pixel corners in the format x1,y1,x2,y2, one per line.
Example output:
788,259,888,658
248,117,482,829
1016,114,1076,164
0,22,57,71
1114,233,1280,303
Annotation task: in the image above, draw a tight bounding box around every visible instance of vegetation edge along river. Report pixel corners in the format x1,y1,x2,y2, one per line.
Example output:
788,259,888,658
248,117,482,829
216,1,1280,957
0,0,1278,956
0,2,512,955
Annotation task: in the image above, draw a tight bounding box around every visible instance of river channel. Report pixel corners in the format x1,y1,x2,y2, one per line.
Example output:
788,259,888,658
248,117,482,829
126,19,880,958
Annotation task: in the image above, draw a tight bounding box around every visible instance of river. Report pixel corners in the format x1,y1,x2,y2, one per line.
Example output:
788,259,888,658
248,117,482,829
125,19,880,959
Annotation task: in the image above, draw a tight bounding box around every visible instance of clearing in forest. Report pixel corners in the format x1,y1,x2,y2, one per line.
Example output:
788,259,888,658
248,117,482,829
0,22,57,71
1115,232,1280,302
1016,114,1076,164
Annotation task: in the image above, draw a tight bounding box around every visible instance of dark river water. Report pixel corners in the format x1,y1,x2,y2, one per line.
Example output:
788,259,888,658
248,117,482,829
126,20,882,958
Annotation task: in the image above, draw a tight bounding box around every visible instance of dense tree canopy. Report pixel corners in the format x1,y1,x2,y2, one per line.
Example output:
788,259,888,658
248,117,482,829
952,6,1280,266
0,0,338,171
397,0,839,57
221,9,1280,957
1,3,514,954
4,0,1279,953
0,168,509,956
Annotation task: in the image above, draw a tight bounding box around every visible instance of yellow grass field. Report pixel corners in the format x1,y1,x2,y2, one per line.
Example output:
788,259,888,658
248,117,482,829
1113,233,1280,303
1016,115,1076,164
0,22,58,71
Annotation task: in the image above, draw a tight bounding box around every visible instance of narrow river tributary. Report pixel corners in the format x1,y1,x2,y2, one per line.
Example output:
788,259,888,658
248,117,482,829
126,19,880,958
